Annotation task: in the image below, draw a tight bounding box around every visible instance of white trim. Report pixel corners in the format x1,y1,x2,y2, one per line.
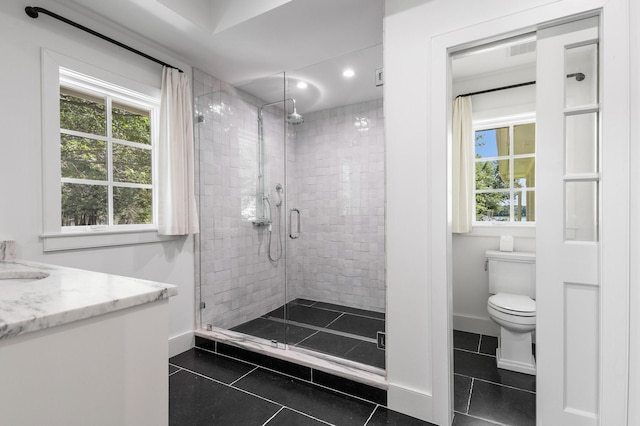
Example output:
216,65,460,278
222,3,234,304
42,49,163,250
386,383,433,421
41,229,181,252
168,330,194,358
473,112,536,129
453,314,500,337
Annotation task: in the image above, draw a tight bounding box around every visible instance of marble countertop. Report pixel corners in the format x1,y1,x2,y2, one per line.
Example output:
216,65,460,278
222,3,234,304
0,260,178,341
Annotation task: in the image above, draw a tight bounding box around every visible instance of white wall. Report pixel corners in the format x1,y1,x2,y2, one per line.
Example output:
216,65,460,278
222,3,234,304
384,0,635,423
0,1,195,356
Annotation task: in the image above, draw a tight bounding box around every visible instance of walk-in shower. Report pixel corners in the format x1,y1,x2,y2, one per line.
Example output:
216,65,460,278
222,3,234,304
193,43,385,381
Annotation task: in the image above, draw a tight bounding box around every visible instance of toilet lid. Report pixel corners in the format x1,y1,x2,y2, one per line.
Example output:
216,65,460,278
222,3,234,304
489,293,536,316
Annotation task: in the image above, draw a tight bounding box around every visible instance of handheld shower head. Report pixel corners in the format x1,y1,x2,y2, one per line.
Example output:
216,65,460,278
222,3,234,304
275,183,283,207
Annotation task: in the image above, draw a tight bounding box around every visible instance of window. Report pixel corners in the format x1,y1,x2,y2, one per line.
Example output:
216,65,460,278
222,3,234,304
59,71,155,229
474,121,535,223
41,50,171,251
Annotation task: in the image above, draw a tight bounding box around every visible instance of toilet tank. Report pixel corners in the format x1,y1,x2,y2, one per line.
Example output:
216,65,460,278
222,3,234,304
486,250,536,298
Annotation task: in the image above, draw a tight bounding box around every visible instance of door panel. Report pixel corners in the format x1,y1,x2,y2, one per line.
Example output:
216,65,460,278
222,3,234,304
536,16,600,426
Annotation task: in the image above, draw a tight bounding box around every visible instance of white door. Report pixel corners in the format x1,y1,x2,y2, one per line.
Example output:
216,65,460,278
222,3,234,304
536,16,600,426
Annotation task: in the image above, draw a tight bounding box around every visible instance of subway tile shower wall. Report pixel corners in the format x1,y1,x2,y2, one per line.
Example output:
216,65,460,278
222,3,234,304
287,101,385,312
194,68,386,331
194,69,287,330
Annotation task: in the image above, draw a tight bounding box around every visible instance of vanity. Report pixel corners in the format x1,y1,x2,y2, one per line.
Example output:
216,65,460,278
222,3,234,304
0,260,177,426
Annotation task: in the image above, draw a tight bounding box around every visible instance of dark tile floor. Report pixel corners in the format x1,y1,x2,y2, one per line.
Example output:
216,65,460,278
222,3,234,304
453,330,536,426
169,347,433,426
230,299,386,369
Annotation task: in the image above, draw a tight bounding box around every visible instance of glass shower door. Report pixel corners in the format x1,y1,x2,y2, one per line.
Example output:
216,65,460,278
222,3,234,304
195,71,288,346
283,45,387,370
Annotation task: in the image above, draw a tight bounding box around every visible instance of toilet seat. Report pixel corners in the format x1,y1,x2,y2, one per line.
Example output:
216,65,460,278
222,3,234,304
488,293,536,317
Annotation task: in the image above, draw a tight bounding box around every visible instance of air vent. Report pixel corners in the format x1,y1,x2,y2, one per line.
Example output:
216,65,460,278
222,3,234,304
509,41,536,57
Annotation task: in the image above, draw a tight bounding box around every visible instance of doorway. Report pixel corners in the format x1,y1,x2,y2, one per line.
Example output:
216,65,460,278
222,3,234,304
427,8,630,426
450,34,538,425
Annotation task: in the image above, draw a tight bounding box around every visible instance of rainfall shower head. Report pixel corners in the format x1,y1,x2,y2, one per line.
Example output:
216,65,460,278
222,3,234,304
287,110,304,125
259,98,304,125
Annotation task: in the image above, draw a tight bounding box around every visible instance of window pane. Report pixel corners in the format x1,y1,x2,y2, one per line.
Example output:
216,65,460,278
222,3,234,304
514,190,535,222
113,187,152,225
565,43,598,108
514,123,535,155
61,183,107,226
566,181,598,241
476,192,510,221
514,157,535,188
60,87,106,136
112,144,152,184
475,160,509,190
566,113,598,174
112,102,151,144
475,127,509,158
60,134,107,180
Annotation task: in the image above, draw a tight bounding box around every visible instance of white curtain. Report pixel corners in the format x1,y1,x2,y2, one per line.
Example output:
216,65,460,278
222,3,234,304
452,96,474,233
158,67,199,235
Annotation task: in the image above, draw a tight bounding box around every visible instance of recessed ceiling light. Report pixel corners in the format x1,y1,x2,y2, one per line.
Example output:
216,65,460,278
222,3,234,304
297,81,308,89
343,69,355,78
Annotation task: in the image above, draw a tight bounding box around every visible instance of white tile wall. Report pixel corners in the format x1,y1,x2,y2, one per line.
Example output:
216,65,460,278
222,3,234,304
287,100,386,313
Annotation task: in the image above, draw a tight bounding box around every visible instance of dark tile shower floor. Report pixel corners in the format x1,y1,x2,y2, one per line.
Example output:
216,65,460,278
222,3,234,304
230,299,386,369
453,330,536,426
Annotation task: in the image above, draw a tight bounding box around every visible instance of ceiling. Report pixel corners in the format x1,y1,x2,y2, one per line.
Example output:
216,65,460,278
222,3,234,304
452,35,537,96
49,0,384,114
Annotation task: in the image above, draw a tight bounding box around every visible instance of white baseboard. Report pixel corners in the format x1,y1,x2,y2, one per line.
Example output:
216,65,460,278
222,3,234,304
453,314,500,337
387,383,433,422
168,330,194,358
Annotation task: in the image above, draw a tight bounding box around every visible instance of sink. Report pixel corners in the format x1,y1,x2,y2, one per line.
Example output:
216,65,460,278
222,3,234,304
0,268,50,280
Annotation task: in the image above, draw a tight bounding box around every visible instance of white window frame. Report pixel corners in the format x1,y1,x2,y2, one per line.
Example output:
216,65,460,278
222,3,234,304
472,113,536,229
41,49,177,251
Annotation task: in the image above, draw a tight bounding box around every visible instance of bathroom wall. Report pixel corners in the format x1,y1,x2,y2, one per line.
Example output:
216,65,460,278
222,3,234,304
0,1,195,356
194,69,287,330
287,99,385,312
451,83,536,336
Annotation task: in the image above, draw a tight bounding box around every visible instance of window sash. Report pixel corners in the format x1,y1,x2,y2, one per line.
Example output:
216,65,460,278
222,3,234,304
473,121,536,224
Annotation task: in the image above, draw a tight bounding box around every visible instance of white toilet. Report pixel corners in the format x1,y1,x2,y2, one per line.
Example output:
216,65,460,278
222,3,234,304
486,250,536,375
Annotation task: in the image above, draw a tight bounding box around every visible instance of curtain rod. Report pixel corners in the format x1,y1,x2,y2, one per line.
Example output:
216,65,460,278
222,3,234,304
457,81,535,98
25,6,183,73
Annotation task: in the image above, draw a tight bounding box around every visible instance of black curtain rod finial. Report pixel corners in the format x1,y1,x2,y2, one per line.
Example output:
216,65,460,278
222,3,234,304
25,6,39,18
24,5,183,73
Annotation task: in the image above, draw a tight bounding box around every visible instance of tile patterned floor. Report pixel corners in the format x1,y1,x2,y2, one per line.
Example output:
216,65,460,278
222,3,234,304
169,347,432,426
453,331,536,426
230,299,386,369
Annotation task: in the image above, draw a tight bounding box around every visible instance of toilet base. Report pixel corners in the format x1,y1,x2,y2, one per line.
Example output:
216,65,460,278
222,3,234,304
496,328,536,375
496,347,536,375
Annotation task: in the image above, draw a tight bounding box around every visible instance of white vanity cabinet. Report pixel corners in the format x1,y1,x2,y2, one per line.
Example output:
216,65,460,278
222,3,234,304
0,261,177,426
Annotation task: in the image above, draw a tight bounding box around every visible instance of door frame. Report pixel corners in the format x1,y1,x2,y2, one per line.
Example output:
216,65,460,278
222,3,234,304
427,2,630,425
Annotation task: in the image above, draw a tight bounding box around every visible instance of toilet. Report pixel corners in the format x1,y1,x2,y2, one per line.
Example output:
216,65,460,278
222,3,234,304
486,250,536,375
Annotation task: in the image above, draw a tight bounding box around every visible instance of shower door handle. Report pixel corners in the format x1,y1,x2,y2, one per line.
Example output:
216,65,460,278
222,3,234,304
289,208,300,239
